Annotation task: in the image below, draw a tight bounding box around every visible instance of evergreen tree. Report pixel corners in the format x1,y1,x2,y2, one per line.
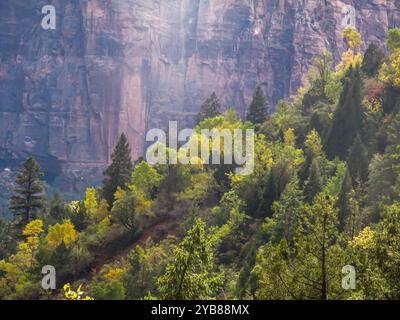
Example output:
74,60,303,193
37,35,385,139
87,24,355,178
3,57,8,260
0,219,15,259
157,219,223,299
196,92,221,124
246,86,269,126
254,194,346,300
271,177,303,243
361,43,385,77
47,193,67,224
9,158,45,230
304,158,324,203
336,167,361,238
373,203,400,298
325,67,363,159
347,135,369,182
102,133,133,206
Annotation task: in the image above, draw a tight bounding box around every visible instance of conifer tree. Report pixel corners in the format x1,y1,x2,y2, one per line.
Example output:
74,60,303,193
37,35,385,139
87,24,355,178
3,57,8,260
157,219,223,299
102,133,133,206
47,193,67,224
361,43,385,77
196,92,221,124
9,158,45,229
254,194,346,300
336,166,361,237
271,177,303,243
347,135,369,182
304,158,323,203
246,86,269,126
325,67,363,159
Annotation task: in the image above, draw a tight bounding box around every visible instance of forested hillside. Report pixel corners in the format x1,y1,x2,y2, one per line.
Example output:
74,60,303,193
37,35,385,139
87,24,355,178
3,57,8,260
2,28,400,300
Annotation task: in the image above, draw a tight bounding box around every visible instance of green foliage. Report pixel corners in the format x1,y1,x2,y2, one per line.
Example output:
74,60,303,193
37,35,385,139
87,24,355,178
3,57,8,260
388,28,400,52
343,28,362,49
346,135,369,182
111,187,152,232
47,193,68,225
157,219,224,299
9,158,45,230
325,67,363,159
197,92,221,124
0,219,15,260
246,86,269,126
102,133,133,206
91,280,125,300
304,158,324,203
3,28,400,301
131,161,162,199
362,43,385,77
254,194,347,300
124,238,176,299
269,177,303,243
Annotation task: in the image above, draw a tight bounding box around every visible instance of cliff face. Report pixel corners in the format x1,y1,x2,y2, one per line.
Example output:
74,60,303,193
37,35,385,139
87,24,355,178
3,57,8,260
0,0,399,193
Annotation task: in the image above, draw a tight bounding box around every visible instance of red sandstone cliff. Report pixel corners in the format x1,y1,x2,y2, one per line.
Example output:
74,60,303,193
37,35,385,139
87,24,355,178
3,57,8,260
0,0,399,192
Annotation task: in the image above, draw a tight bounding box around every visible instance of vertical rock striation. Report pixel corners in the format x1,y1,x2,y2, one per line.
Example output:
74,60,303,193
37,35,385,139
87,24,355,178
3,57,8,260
0,0,399,194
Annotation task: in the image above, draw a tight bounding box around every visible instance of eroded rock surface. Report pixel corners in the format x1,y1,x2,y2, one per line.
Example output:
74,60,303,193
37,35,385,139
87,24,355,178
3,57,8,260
0,0,399,195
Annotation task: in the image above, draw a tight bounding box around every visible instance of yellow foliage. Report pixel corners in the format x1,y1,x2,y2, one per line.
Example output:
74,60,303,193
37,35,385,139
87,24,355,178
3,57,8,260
337,28,362,72
96,199,110,220
84,187,98,216
379,51,400,87
68,201,81,215
305,129,322,157
46,220,78,248
284,128,296,147
350,226,375,250
19,219,44,258
343,27,362,49
104,267,125,282
114,188,126,203
22,219,44,239
63,283,94,300
336,50,362,71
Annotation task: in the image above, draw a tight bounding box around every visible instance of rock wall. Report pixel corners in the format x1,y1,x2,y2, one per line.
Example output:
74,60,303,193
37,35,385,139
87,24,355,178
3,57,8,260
0,0,399,193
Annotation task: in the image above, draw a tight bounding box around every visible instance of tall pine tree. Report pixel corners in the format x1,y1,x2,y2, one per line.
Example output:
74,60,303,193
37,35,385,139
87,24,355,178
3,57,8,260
196,92,221,124
102,133,133,207
325,66,363,159
347,134,369,182
246,86,269,126
9,158,45,229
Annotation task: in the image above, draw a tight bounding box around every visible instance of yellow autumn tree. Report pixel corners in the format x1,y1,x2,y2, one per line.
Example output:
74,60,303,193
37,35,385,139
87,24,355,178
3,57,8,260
350,226,375,250
304,129,322,158
380,51,400,87
0,220,44,298
46,220,78,249
19,219,44,266
284,128,296,147
337,28,363,71
84,187,98,216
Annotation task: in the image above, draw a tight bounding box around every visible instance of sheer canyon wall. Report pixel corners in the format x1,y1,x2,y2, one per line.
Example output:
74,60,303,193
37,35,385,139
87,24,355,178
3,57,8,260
1,0,400,193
